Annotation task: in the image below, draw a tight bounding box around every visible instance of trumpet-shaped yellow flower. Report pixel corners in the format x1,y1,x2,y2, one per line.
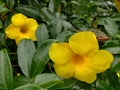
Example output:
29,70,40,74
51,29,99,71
49,31,113,83
5,13,38,44
114,0,120,13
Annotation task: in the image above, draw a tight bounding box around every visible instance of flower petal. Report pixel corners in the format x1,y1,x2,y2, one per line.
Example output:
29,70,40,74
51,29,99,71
15,34,29,45
21,18,38,40
49,43,74,64
69,31,99,56
115,0,120,13
87,50,113,73
12,13,27,26
54,62,74,78
74,67,96,83
5,24,20,39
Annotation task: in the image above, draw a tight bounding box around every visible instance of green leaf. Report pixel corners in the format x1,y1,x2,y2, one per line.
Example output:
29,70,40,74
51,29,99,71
102,40,120,54
14,76,29,89
111,56,120,72
16,5,40,19
48,0,61,13
36,24,49,45
0,31,6,48
0,2,9,13
50,78,77,89
27,0,40,8
39,7,54,24
29,73,62,88
48,0,54,12
106,71,120,90
70,1,80,5
112,15,120,22
0,20,3,28
41,7,54,21
97,17,118,36
4,14,11,27
104,47,120,54
96,79,115,90
56,31,73,42
5,0,15,9
103,40,120,48
62,20,75,31
0,49,13,90
14,84,45,90
17,39,36,78
30,39,56,77
50,13,63,38
112,60,120,71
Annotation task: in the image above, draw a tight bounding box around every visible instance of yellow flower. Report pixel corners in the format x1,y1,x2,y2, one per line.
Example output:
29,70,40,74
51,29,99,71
117,72,120,78
5,13,38,44
114,0,120,13
49,31,113,83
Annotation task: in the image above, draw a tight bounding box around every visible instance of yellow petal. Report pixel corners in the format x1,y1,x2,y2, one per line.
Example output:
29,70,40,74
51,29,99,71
115,0,120,13
54,62,74,78
21,18,38,41
5,24,20,39
117,72,120,78
15,34,29,45
11,13,27,26
69,31,99,56
74,67,97,83
49,43,74,64
87,50,113,73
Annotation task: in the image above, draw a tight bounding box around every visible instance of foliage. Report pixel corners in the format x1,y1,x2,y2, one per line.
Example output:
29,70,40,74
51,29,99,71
0,0,120,90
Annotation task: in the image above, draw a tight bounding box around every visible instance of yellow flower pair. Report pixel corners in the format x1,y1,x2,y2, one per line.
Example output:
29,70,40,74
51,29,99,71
5,13,38,44
5,13,113,84
49,32,113,83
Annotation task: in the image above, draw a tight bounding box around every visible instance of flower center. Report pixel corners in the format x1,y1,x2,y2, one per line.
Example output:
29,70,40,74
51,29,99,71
72,54,86,66
20,26,28,34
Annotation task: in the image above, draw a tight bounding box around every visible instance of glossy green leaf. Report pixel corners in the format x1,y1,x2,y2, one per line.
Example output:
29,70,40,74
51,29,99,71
62,20,75,31
97,17,118,36
0,49,13,90
50,13,62,38
105,47,120,54
29,73,62,88
36,24,49,45
14,84,45,90
39,7,54,24
16,5,40,19
30,39,56,77
50,78,77,89
106,71,120,90
56,31,73,42
0,31,6,48
111,56,120,72
41,7,54,21
5,0,15,9
70,1,80,5
48,0,61,13
4,14,11,27
96,79,115,90
14,76,29,89
0,20,3,28
112,15,120,22
17,39,36,78
102,40,120,54
0,2,9,13
112,61,120,71
27,0,40,8
48,0,54,12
